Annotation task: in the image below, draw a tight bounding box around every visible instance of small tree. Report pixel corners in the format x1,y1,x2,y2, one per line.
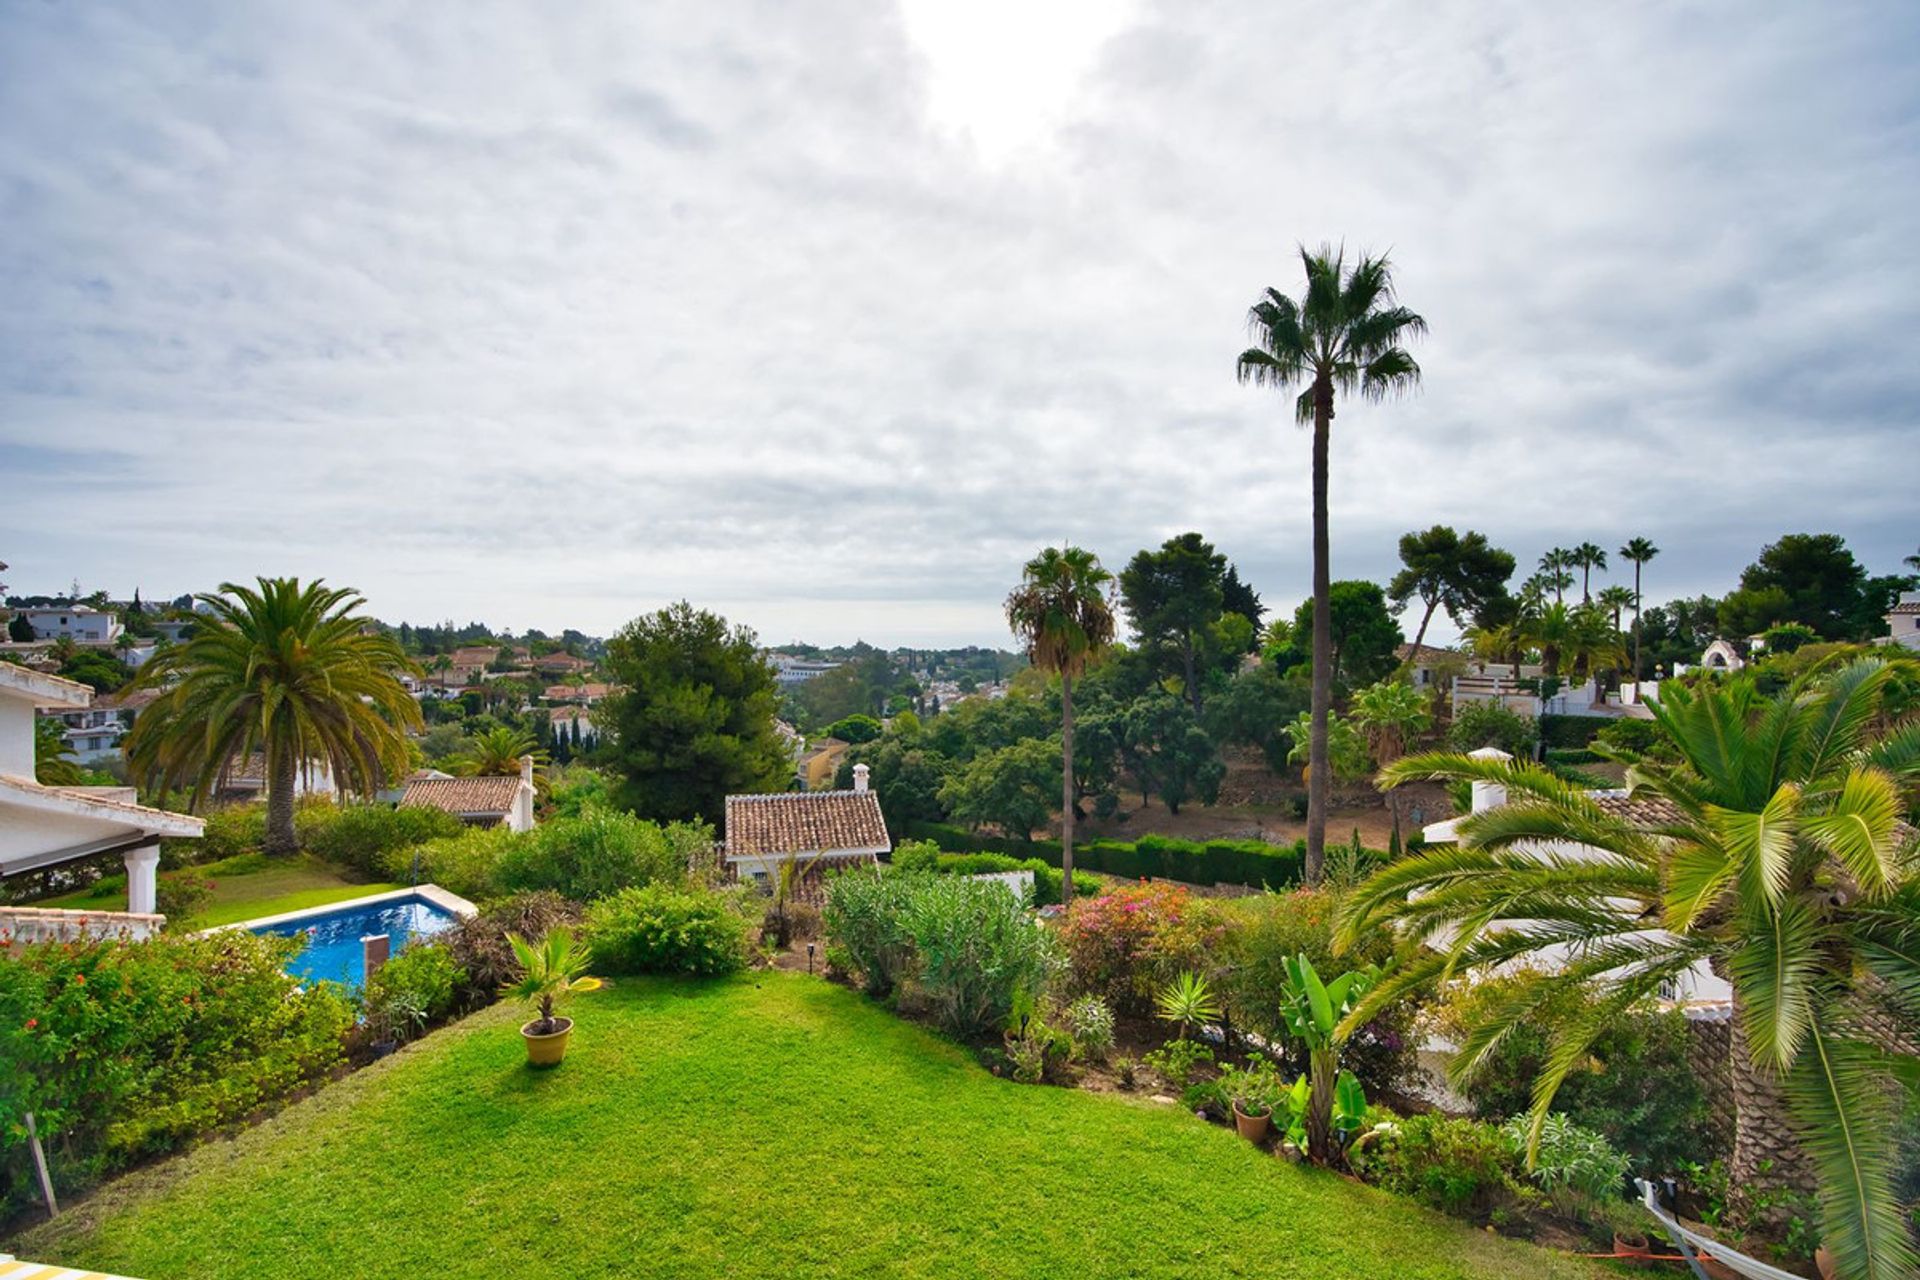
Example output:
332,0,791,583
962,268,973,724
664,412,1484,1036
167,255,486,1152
1278,953,1376,1164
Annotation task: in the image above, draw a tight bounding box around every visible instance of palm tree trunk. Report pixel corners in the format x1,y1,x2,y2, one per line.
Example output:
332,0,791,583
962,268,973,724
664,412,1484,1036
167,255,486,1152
1408,598,1439,667
1306,375,1333,886
1631,563,1644,683
1726,996,1819,1230
1060,672,1075,907
265,740,298,856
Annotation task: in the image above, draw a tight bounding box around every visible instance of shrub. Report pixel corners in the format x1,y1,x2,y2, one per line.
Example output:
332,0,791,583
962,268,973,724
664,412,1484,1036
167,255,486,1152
1140,1039,1214,1089
155,873,214,922
1506,1113,1631,1206
1352,1113,1529,1221
303,804,463,877
1057,882,1226,1013
366,942,461,1027
0,930,351,1217
901,822,1309,890
1592,717,1667,759
1536,714,1604,751
1439,974,1715,1176
1447,702,1539,758
900,875,1056,1037
1062,994,1115,1061
377,826,518,900
1220,889,1420,1097
442,891,583,1008
188,803,268,863
889,839,1090,906
496,811,710,901
822,871,920,996
582,884,749,976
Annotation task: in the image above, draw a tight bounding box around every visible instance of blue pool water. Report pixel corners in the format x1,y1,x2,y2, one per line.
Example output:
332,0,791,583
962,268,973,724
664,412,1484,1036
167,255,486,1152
251,894,460,988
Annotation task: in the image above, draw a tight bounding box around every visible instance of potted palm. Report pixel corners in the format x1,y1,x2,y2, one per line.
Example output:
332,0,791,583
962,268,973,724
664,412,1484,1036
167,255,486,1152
505,928,601,1068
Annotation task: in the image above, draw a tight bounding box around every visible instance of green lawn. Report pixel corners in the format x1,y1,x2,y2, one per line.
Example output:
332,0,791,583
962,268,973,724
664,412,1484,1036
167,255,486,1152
13,974,1604,1280
38,853,403,928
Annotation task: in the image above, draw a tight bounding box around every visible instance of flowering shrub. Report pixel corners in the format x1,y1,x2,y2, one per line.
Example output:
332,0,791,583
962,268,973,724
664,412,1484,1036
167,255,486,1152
0,930,351,1218
1057,882,1225,1012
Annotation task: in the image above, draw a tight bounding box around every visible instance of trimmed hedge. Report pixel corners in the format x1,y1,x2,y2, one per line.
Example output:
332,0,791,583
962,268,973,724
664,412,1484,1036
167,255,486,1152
902,822,1308,890
889,842,1092,906
1538,714,1606,750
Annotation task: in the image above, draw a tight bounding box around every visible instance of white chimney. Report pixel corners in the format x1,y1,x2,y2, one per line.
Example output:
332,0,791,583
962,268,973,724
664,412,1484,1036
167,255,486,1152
520,754,535,785
1466,746,1511,813
852,762,870,793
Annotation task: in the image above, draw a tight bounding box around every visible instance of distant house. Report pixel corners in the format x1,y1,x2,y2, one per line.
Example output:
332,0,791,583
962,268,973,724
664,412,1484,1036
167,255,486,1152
543,682,614,705
1886,590,1920,652
0,664,202,940
151,619,195,643
549,705,600,745
532,652,594,677
723,764,889,888
16,605,122,645
1393,644,1462,690
399,758,537,832
38,700,127,762
770,655,841,687
798,737,850,791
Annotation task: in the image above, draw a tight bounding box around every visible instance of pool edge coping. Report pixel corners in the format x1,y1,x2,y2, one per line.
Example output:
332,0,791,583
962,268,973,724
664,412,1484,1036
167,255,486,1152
204,884,479,935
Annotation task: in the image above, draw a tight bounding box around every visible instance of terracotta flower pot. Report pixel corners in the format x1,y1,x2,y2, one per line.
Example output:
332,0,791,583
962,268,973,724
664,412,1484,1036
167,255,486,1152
1814,1245,1836,1280
1232,1102,1271,1142
521,1016,574,1068
1612,1232,1652,1268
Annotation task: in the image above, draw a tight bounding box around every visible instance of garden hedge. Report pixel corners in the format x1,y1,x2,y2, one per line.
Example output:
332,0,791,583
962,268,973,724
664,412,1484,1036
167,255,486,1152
901,822,1309,890
1537,714,1607,750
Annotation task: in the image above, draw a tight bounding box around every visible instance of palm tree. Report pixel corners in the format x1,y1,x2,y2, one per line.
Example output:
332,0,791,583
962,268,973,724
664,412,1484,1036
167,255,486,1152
1570,542,1607,602
1238,246,1427,884
125,578,421,855
1537,549,1575,604
1339,660,1920,1279
1596,584,1635,631
1618,537,1660,681
1350,677,1432,832
454,725,547,778
34,716,85,786
1005,545,1116,904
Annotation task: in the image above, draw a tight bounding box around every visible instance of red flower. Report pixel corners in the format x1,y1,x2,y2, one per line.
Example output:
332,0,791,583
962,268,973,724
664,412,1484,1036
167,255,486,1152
72,974,86,986
24,1018,37,1030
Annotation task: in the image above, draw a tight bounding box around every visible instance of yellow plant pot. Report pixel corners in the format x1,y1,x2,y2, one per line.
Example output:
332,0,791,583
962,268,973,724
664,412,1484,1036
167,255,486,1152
521,1016,573,1068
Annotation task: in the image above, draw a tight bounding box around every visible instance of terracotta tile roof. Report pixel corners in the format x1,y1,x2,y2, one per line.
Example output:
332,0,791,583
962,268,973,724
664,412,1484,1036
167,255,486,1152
724,790,890,858
1890,600,1920,616
401,774,523,816
1590,792,1688,827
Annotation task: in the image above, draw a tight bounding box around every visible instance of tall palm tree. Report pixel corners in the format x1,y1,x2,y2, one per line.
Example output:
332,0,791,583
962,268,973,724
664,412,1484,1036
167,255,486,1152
1619,537,1660,681
1339,660,1920,1279
1538,549,1575,604
1570,542,1608,602
1596,584,1636,631
1006,545,1116,904
1238,246,1426,883
1350,677,1432,832
126,578,422,855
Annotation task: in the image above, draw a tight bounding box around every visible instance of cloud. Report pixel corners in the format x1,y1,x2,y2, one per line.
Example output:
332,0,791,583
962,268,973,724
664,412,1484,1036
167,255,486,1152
2,0,1915,645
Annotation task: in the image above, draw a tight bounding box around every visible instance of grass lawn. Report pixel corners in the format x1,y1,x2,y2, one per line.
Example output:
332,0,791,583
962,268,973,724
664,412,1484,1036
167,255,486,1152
36,853,403,928
13,973,1605,1280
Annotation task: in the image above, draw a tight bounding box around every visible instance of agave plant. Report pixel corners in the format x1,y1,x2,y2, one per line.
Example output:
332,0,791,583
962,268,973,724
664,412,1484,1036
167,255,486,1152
1154,970,1221,1041
1338,658,1920,1279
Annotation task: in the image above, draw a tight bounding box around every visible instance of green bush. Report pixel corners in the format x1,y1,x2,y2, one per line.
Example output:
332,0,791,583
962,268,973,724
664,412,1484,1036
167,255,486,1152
1506,1113,1631,1205
902,822,1310,890
0,930,352,1218
1537,714,1605,751
1592,717,1665,758
366,942,461,1026
1219,889,1420,1098
582,885,749,976
495,810,710,901
899,875,1055,1037
302,804,464,877
1443,979,1716,1177
821,871,920,996
1352,1113,1529,1221
378,827,519,900
441,891,583,1007
889,839,1092,906
184,803,268,864
1542,747,1602,766
1446,703,1539,758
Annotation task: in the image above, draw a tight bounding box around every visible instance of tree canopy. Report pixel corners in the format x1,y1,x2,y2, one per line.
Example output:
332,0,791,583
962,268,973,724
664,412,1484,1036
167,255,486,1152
1386,526,1515,659
1278,581,1404,689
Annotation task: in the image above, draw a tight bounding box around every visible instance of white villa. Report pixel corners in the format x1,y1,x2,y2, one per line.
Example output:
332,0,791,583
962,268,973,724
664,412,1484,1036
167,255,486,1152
723,763,889,888
398,756,538,831
13,604,123,645
0,664,202,942
1886,590,1920,651
1417,747,1731,1013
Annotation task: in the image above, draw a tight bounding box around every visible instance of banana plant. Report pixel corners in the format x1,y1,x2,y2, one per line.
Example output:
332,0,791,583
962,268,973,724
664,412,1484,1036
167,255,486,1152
1278,953,1377,1164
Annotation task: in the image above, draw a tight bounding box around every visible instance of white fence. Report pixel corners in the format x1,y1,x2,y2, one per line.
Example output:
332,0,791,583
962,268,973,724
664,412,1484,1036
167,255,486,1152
0,906,164,946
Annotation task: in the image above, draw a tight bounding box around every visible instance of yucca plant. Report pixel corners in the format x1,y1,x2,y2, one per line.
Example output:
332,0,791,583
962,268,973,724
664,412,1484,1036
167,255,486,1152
504,927,602,1035
1155,970,1221,1041
1338,658,1920,1279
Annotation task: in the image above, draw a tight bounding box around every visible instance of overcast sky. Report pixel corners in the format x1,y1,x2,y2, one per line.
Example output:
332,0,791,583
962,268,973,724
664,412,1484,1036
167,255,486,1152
3,2,1916,648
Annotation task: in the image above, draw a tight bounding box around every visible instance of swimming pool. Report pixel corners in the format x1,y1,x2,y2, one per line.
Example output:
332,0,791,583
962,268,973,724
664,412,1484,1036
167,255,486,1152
245,890,468,987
